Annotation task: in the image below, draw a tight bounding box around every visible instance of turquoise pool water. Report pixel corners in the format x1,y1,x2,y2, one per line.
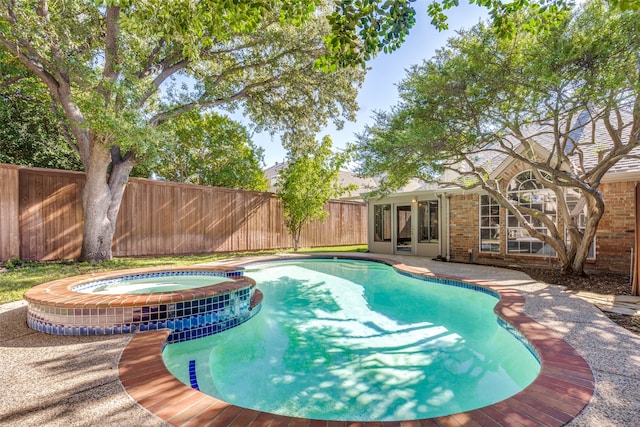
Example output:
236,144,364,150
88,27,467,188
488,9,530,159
82,275,230,294
162,259,540,421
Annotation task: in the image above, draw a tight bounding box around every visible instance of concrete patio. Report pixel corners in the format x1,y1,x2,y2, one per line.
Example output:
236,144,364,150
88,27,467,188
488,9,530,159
1,254,639,426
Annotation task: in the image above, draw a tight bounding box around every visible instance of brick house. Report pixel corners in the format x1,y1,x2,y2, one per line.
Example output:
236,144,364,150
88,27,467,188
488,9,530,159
366,122,640,275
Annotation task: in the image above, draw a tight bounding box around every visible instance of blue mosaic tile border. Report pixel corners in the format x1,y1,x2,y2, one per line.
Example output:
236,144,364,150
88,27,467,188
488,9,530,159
168,315,247,343
497,317,541,363
71,270,244,293
27,285,261,343
395,269,500,299
189,360,199,390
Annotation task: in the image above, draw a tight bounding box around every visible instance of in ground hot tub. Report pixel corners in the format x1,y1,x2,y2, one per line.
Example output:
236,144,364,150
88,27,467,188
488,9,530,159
24,265,263,343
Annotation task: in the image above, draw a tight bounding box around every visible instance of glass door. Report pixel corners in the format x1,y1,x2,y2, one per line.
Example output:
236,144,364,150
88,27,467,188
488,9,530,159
396,205,412,253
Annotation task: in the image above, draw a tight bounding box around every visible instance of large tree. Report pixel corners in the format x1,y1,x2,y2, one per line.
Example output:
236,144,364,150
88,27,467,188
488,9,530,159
355,0,640,275
0,1,368,262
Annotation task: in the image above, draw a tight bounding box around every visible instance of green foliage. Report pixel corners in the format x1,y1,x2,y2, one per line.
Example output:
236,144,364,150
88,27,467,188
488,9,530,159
2,258,23,270
321,0,631,69
276,135,356,250
0,58,82,170
353,0,640,274
3,0,368,161
0,1,367,262
0,1,365,163
356,1,640,189
321,0,416,68
144,110,269,191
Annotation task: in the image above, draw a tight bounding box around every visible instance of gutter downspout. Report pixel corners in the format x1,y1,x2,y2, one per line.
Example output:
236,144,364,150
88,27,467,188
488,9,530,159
437,193,444,259
446,193,452,261
439,193,452,261
632,183,639,296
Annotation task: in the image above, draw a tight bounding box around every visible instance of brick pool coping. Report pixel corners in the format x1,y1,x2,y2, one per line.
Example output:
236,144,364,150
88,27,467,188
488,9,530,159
24,265,251,308
119,255,595,426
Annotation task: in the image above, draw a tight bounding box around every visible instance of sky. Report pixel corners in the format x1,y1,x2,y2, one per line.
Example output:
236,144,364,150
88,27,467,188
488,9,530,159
254,1,488,167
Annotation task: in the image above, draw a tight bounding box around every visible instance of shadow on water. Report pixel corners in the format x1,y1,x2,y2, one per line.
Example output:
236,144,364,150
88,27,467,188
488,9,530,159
173,263,539,421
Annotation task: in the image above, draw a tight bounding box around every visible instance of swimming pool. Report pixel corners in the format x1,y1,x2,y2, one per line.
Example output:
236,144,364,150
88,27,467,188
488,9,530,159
162,259,541,421
74,273,232,294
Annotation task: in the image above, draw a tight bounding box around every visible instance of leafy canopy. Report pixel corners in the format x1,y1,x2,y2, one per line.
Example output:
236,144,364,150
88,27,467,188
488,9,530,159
356,0,640,190
0,55,81,170
353,0,640,274
143,110,269,191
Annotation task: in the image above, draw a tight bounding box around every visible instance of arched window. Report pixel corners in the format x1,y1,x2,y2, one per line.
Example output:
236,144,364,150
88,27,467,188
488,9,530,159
506,171,557,255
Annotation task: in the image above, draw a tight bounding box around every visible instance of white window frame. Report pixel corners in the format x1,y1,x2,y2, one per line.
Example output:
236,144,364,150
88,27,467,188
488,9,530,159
479,195,500,253
373,204,392,242
418,200,439,243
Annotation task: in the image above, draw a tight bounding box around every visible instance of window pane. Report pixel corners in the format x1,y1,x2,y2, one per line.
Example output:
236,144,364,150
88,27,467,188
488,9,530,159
479,195,500,253
418,200,438,243
374,204,391,242
429,201,439,241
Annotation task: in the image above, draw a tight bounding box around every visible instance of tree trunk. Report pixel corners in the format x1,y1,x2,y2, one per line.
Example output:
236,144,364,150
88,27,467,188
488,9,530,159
568,198,605,276
79,143,134,262
293,231,300,252
292,226,302,252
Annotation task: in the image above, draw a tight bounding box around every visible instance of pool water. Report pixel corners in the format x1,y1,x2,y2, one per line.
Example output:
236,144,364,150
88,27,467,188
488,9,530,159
85,275,231,294
162,259,540,421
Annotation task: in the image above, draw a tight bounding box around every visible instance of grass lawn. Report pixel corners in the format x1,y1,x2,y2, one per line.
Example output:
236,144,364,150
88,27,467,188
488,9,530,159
0,245,367,304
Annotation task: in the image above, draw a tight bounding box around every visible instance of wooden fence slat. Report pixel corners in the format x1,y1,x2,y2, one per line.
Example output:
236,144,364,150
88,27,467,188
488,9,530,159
0,165,20,260
1,164,367,261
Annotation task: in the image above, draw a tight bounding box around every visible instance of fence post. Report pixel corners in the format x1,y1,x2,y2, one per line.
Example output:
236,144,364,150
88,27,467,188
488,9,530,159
0,164,21,261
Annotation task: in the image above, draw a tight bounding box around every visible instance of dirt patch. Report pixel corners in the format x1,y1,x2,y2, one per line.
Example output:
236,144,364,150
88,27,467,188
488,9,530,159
515,266,632,295
514,266,640,336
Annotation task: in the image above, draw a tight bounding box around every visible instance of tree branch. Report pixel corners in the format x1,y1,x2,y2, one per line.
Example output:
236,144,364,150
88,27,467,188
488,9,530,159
148,75,281,127
136,39,166,80
100,6,120,100
0,74,24,89
137,57,190,107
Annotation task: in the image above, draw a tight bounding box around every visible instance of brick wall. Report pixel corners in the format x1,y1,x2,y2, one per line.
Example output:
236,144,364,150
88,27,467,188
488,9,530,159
447,179,637,274
449,194,479,261
593,180,636,273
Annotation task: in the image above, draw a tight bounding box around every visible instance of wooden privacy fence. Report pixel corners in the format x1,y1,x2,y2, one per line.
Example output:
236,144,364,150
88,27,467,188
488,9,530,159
0,164,367,261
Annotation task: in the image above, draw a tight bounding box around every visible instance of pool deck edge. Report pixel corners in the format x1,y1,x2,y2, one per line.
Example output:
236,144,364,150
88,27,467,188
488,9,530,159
118,255,595,427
